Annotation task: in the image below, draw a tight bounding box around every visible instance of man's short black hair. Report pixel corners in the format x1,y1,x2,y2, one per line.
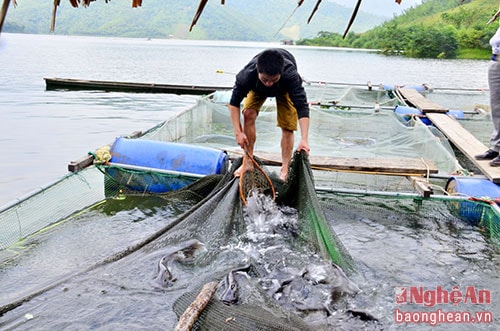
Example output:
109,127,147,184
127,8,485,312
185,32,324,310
257,49,285,76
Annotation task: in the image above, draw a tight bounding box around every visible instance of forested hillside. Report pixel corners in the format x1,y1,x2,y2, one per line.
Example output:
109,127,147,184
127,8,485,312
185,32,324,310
3,0,387,41
297,0,498,59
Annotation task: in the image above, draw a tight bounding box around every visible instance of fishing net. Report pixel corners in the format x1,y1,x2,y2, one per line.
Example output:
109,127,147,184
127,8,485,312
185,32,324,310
1,159,497,330
238,153,276,205
0,149,360,330
0,84,498,330
172,281,312,331
278,151,355,272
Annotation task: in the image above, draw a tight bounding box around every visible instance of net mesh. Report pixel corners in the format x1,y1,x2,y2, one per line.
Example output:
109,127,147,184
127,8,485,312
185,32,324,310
239,154,276,205
98,163,207,197
0,167,105,251
0,84,498,330
172,282,312,331
278,151,355,272
0,151,358,330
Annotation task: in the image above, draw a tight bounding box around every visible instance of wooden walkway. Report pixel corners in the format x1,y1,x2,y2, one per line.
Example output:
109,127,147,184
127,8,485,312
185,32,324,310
229,151,438,176
426,113,500,183
397,87,448,113
398,88,500,183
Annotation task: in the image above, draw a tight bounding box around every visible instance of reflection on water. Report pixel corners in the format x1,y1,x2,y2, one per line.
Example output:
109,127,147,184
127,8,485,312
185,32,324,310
321,195,498,330
331,136,377,146
0,189,497,330
0,33,497,330
0,33,491,206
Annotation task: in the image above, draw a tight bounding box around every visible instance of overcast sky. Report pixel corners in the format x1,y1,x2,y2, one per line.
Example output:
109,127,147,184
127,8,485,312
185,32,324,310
329,0,423,17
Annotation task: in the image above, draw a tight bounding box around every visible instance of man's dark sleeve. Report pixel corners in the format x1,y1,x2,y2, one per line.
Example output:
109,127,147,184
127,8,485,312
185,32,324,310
229,72,250,107
287,72,309,118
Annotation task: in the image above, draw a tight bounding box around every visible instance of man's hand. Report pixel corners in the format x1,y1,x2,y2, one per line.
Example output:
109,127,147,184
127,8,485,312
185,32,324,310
297,117,310,155
235,131,248,150
296,140,310,155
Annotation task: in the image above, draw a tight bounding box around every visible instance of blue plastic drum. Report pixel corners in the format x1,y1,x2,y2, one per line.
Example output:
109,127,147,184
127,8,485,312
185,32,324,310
445,177,500,224
111,137,228,175
394,105,432,125
394,106,464,125
446,109,464,119
106,137,228,193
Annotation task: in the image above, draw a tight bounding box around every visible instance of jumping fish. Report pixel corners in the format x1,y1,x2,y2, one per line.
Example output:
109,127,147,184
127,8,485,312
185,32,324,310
218,269,239,305
153,239,205,288
346,309,379,322
216,264,253,305
327,263,360,300
155,255,177,288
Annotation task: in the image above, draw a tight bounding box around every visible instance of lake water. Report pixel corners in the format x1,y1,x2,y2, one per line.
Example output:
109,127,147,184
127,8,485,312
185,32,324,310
0,33,498,330
0,33,491,207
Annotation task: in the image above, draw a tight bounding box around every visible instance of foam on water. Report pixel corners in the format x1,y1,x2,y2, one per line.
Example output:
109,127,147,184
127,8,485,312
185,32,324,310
243,190,298,242
225,191,368,328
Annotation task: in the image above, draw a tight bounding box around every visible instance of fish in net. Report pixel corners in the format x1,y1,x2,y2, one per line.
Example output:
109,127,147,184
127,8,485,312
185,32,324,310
0,152,364,330
239,152,276,205
166,152,360,329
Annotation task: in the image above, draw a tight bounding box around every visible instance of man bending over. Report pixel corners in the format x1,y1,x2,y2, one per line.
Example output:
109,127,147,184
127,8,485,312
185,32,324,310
228,48,310,181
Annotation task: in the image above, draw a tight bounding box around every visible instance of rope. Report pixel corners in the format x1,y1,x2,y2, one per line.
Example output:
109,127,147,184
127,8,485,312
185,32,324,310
420,157,431,182
239,151,276,205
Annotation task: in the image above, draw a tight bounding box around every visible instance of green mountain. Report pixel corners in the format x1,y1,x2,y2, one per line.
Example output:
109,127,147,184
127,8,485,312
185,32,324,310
297,0,498,59
4,0,391,41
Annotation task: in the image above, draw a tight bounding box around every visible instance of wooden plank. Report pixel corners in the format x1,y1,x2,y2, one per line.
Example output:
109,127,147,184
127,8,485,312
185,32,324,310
68,131,142,172
426,113,500,183
229,151,438,176
44,77,232,95
68,154,93,172
397,88,448,113
174,281,218,331
409,176,433,197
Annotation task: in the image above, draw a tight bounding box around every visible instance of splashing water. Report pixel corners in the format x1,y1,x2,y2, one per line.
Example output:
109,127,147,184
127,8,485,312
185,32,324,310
228,190,367,327
243,190,298,242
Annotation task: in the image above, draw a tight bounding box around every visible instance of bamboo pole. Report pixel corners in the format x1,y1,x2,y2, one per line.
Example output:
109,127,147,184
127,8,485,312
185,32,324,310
50,0,60,32
174,281,218,331
343,0,362,38
0,0,11,34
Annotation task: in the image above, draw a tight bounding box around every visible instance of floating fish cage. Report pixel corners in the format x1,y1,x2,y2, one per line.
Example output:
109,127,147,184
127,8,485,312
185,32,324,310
0,84,498,330
2,84,497,248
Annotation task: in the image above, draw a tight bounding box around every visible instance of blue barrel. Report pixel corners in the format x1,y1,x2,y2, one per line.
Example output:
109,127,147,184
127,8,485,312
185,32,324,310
446,109,464,119
445,177,500,224
446,177,500,198
394,105,431,125
106,138,228,193
111,137,228,175
383,84,426,92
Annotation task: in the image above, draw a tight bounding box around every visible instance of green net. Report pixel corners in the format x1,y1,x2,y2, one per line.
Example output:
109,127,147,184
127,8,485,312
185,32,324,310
445,196,500,243
172,281,313,331
0,167,106,251
0,152,361,330
0,84,498,330
277,151,355,272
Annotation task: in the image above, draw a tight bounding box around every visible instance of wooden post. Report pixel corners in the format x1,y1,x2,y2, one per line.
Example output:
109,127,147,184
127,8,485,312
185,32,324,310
174,281,218,331
0,0,11,34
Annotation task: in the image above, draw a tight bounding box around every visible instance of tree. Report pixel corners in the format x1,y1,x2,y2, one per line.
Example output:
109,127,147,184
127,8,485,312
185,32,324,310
404,25,458,58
